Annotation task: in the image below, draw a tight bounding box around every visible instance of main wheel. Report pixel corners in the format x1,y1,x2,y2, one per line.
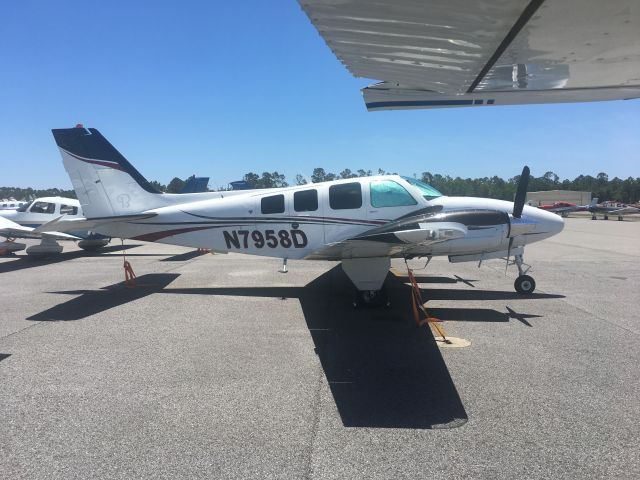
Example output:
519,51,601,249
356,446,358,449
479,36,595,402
514,275,536,294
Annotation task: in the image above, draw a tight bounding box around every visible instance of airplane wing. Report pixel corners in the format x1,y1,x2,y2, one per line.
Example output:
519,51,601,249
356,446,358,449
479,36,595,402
607,206,640,215
298,0,640,110
0,215,80,240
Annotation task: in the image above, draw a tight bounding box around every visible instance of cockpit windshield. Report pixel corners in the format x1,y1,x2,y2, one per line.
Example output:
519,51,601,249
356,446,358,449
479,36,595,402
16,201,32,212
401,176,443,201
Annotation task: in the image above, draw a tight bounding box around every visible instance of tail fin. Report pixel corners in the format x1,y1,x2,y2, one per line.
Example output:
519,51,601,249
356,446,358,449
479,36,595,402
180,175,210,193
52,127,162,218
590,197,598,207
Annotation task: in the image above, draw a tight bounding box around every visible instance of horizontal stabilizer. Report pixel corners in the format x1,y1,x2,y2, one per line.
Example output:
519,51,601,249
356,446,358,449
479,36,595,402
34,213,157,234
0,216,80,240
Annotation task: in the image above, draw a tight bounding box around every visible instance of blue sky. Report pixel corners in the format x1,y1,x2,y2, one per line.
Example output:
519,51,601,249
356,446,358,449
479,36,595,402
1,1,638,189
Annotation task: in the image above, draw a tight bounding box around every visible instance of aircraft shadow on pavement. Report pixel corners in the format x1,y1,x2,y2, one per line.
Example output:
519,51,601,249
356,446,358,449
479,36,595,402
0,353,11,363
0,244,144,274
299,268,469,429
26,273,181,321
25,266,558,428
156,268,562,428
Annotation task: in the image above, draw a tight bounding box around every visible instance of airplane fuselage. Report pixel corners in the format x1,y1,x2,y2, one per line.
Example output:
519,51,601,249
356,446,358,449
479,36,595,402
89,177,563,262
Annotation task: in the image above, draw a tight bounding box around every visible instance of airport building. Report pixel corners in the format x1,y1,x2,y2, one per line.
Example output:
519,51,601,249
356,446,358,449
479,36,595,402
526,190,591,206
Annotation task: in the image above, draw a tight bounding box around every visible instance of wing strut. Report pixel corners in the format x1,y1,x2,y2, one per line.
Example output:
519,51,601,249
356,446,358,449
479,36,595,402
468,0,546,92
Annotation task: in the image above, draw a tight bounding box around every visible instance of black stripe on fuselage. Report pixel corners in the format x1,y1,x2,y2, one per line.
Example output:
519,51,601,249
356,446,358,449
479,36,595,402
354,209,509,240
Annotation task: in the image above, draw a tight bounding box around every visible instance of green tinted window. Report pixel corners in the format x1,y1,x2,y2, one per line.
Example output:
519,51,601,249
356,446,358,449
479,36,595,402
401,176,443,200
370,180,418,208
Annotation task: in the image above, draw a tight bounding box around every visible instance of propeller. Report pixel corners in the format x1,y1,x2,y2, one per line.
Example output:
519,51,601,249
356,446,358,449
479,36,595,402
512,166,530,219
506,165,530,273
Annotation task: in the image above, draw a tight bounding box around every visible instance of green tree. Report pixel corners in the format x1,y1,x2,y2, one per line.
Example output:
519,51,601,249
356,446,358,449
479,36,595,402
166,177,186,193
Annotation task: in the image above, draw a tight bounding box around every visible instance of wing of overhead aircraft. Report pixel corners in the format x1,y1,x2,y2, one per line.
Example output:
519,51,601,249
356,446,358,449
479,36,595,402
298,0,640,110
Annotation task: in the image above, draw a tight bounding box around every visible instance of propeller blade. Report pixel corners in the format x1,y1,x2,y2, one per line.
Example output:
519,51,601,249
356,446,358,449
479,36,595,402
513,166,530,219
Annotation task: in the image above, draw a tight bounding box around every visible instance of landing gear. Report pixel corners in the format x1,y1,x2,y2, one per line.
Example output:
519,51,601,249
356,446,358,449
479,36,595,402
342,257,391,308
604,214,609,220
618,215,624,221
78,238,110,252
514,253,536,294
352,288,390,308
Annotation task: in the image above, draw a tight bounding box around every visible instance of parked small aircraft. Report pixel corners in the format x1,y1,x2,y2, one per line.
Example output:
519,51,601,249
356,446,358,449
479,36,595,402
0,197,110,255
1,198,28,211
537,202,581,218
587,199,640,221
43,127,563,304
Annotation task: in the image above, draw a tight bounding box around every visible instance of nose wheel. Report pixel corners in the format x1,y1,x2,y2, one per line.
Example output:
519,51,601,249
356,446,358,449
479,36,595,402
514,253,536,294
514,275,536,294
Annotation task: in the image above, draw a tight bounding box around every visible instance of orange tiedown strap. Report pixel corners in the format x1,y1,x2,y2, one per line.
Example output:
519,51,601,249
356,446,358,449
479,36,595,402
121,239,137,288
407,267,447,340
123,260,137,288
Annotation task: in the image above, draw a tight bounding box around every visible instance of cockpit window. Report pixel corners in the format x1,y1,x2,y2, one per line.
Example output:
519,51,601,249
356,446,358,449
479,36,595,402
370,180,417,208
402,176,443,201
30,201,56,214
17,201,32,212
60,204,78,215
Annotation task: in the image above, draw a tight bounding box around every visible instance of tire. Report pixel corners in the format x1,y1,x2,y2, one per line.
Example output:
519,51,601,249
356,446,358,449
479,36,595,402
514,275,536,294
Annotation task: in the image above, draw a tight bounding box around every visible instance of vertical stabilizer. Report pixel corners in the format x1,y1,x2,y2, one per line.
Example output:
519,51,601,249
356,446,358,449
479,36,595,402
52,127,162,218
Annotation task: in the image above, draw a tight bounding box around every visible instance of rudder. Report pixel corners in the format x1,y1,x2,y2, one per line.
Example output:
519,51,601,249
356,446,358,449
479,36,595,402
52,126,162,218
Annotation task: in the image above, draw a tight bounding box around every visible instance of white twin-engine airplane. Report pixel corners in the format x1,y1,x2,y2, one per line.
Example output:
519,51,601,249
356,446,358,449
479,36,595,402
45,126,563,305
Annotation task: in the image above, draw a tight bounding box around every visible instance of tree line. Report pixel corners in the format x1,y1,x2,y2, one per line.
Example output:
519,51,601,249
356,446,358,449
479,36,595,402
3,170,639,203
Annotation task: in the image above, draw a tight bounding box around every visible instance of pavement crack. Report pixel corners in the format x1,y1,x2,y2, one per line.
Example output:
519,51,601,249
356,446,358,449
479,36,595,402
0,321,44,342
303,361,323,480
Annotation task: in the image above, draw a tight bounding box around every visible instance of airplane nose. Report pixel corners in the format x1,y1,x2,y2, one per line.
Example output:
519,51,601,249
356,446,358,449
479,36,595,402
526,205,564,236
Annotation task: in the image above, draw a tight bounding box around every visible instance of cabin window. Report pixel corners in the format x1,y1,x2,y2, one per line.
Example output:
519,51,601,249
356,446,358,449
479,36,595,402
261,194,285,214
30,201,56,214
401,176,443,200
370,180,417,208
329,182,362,210
294,189,318,212
60,204,78,215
